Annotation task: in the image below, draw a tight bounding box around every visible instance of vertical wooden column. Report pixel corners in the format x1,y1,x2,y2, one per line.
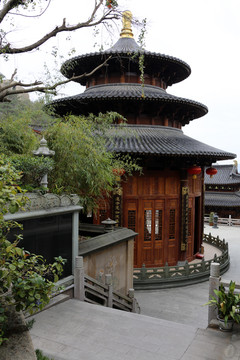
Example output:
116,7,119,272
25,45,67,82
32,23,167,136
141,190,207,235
200,169,205,252
179,170,189,261
112,176,123,227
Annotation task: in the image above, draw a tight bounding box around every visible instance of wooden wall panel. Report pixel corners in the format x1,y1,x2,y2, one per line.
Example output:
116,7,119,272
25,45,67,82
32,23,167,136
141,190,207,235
124,176,138,196
165,175,179,195
166,199,179,265
123,200,138,267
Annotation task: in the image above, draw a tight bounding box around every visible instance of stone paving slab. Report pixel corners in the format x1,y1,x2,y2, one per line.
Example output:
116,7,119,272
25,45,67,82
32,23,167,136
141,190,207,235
30,225,240,360
30,299,240,360
30,299,197,360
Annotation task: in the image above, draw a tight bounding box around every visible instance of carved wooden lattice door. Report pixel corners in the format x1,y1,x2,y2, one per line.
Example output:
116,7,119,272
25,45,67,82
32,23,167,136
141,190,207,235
137,198,178,267
142,200,165,266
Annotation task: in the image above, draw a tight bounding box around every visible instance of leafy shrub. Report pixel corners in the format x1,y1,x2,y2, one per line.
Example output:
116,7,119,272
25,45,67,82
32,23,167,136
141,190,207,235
36,349,54,360
10,154,54,188
0,156,65,345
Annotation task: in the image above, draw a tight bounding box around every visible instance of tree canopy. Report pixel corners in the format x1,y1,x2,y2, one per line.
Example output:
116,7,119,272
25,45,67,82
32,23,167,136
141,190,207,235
0,0,119,102
0,99,141,209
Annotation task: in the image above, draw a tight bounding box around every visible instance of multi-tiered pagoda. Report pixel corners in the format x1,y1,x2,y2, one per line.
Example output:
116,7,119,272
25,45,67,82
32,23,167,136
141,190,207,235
52,11,235,268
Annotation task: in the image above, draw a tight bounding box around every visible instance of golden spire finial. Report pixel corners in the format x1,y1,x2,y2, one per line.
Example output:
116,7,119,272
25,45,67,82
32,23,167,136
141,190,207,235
120,10,133,38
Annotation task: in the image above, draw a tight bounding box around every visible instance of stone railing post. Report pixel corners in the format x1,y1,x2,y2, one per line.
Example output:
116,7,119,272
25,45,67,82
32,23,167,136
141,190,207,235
105,274,113,308
164,262,169,278
141,264,147,280
185,261,189,276
128,288,137,313
228,214,232,226
74,256,85,301
208,262,220,325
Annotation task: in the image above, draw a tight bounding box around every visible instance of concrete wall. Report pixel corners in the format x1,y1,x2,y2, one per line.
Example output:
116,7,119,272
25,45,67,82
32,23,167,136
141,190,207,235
79,228,136,295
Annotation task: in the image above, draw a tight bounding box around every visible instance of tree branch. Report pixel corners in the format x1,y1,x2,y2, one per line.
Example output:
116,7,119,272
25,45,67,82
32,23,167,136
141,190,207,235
0,0,20,23
0,0,119,54
0,55,112,102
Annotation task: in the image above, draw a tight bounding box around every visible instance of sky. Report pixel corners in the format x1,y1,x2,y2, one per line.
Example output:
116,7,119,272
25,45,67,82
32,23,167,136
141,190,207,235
1,0,240,164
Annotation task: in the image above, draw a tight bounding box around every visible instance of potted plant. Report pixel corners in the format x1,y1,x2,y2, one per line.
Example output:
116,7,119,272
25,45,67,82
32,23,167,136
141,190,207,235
209,212,214,226
206,281,240,331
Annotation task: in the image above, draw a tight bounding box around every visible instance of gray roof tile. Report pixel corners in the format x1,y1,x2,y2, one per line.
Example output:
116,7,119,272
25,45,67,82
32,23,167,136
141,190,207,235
61,38,191,86
205,164,240,185
205,191,240,207
52,83,208,120
105,125,236,160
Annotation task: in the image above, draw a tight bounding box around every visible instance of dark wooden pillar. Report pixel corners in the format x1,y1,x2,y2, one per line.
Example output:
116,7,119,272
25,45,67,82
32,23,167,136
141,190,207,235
179,170,189,261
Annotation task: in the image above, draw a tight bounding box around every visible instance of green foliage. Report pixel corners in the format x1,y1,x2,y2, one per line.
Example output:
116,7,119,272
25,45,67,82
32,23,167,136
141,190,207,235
10,154,54,189
0,105,39,155
45,112,141,210
205,281,240,325
36,349,54,360
0,155,27,216
0,156,66,345
0,99,54,155
0,98,141,211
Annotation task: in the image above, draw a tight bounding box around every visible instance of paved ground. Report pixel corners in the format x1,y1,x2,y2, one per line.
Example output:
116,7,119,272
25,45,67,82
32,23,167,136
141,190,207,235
30,224,240,360
135,224,240,329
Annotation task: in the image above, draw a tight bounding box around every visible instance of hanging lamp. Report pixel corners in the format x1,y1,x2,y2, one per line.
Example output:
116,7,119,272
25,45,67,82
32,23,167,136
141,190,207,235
206,167,218,178
187,165,202,179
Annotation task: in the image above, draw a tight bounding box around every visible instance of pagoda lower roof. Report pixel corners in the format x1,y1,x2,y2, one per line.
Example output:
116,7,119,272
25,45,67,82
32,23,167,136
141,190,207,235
51,83,208,120
205,191,240,207
105,125,236,162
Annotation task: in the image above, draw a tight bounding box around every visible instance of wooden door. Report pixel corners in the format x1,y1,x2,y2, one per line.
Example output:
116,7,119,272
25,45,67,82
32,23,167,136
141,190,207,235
142,200,165,266
125,198,178,267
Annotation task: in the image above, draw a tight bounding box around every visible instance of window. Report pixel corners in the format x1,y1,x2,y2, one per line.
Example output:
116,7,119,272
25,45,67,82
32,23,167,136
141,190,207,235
155,209,162,241
144,210,152,241
128,210,136,231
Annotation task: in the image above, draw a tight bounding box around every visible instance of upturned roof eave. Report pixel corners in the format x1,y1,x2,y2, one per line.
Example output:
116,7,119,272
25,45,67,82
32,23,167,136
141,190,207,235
50,84,208,120
60,49,191,86
104,125,236,161
107,149,236,161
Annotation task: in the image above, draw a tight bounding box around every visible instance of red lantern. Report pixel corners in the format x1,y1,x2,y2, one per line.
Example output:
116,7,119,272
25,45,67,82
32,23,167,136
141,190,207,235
206,167,218,178
187,165,202,179
112,168,125,176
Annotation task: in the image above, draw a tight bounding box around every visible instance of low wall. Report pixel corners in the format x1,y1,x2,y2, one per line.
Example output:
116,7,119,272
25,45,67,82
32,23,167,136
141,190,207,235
79,227,136,295
133,233,230,290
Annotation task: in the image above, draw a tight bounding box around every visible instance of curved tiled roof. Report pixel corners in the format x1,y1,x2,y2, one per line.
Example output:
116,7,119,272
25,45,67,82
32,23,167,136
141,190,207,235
51,83,208,121
61,37,191,86
105,125,236,161
205,191,240,207
205,164,240,185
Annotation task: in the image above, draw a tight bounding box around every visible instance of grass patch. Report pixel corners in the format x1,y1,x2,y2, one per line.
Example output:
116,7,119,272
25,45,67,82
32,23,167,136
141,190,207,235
36,349,54,360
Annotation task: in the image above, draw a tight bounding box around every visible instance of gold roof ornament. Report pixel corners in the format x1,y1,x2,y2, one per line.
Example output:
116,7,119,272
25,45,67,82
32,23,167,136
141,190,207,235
120,10,133,38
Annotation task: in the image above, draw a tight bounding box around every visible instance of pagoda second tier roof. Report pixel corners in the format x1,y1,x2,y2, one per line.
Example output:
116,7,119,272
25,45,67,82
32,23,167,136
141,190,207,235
51,83,208,122
61,37,191,86
105,125,236,163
